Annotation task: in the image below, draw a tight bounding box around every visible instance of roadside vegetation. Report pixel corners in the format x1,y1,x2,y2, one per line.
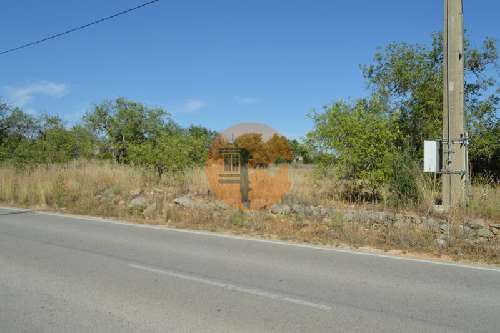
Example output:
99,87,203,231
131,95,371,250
0,32,498,264
0,160,498,264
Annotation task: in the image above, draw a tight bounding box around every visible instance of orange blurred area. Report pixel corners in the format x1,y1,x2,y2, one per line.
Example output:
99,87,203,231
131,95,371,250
206,159,290,210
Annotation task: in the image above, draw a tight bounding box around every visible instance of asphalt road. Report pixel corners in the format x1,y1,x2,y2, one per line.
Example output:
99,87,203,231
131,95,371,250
1,207,499,333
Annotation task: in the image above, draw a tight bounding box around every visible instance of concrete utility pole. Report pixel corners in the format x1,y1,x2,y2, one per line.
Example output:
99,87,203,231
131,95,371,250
442,0,468,207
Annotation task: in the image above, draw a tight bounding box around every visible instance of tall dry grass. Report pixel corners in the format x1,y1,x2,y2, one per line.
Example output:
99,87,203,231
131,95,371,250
469,181,500,220
0,160,207,216
0,160,498,220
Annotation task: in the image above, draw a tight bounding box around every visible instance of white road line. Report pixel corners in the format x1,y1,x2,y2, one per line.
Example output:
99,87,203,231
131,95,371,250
2,206,500,273
128,263,332,311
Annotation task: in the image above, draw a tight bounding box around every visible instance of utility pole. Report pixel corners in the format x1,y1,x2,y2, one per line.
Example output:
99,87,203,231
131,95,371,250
442,0,468,208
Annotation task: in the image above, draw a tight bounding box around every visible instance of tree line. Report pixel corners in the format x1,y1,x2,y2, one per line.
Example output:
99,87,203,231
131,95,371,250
0,97,312,175
0,98,217,176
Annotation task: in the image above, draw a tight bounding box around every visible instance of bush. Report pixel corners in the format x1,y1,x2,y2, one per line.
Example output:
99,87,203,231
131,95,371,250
386,148,421,208
308,97,401,199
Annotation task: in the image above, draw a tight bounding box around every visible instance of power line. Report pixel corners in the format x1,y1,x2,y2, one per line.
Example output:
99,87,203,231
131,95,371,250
0,0,160,56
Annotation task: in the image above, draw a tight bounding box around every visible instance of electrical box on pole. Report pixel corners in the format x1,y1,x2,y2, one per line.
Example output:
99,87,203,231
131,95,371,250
424,141,440,173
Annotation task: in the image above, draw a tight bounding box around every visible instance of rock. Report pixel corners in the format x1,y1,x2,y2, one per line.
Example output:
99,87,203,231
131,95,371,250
326,207,338,216
129,195,147,208
270,204,292,215
436,237,447,248
432,205,448,214
374,211,393,224
491,227,500,236
270,203,333,217
129,189,143,198
211,200,230,211
490,224,500,230
490,224,500,236
399,214,422,225
291,204,307,216
467,218,488,230
174,195,197,208
458,224,472,236
309,206,320,216
465,238,485,246
477,228,494,239
310,206,329,217
143,203,157,218
174,195,217,210
439,223,450,234
344,210,391,225
423,217,445,231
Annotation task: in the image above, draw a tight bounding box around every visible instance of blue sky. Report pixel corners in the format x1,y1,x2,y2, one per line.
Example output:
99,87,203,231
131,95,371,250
0,0,498,139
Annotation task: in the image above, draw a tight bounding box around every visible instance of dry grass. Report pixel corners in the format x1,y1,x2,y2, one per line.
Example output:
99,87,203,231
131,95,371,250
0,160,498,264
0,160,206,217
468,182,500,220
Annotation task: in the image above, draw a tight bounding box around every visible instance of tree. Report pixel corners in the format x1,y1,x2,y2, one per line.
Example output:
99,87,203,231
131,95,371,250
0,100,10,143
0,97,216,171
0,106,47,165
69,125,97,159
266,134,293,163
0,106,39,142
363,33,499,178
288,139,313,163
308,97,400,189
84,98,171,163
469,119,500,178
186,125,219,166
0,105,98,166
234,133,271,167
208,135,229,160
129,130,205,177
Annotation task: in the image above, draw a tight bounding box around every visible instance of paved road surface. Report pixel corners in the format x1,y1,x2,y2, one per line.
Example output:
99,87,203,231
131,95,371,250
1,207,499,332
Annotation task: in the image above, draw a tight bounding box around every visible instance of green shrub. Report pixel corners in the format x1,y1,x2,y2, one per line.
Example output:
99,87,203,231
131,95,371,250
386,148,421,208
